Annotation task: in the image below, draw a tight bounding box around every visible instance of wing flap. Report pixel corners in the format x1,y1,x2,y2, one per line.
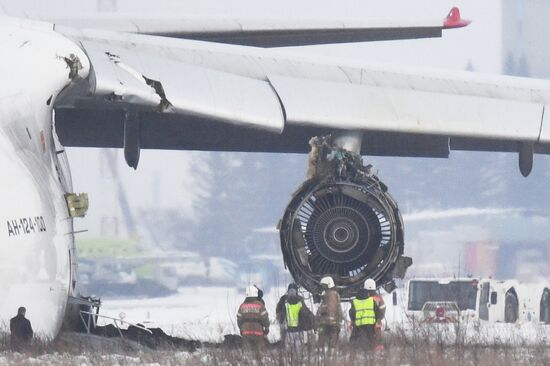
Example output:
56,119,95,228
268,75,546,142
539,106,550,142
80,40,284,132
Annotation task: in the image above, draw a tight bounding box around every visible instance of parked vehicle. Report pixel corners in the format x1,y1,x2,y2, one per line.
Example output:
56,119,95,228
396,278,550,324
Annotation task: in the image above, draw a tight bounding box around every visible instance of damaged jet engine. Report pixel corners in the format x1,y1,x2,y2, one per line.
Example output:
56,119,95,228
279,135,412,299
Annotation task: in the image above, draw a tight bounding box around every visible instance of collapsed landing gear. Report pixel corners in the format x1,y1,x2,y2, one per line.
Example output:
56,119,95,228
279,135,411,299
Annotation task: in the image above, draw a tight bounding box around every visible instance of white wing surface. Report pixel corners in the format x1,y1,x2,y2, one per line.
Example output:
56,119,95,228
82,40,284,132
267,74,547,141
53,22,550,171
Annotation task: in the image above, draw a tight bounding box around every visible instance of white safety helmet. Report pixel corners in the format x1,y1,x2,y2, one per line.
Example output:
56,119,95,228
320,276,335,289
364,278,376,291
246,285,259,298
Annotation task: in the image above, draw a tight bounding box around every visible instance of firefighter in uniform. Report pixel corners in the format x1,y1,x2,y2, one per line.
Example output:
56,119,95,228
237,286,270,350
315,276,343,347
349,278,386,350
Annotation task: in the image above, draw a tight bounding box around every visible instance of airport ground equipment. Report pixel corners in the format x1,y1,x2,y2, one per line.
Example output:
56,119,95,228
401,278,550,324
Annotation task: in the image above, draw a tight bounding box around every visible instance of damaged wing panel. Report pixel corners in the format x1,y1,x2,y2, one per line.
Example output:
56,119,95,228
80,40,284,132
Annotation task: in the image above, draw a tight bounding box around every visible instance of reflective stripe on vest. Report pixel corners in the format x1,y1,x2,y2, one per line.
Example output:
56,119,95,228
242,330,264,336
285,302,302,328
353,297,376,326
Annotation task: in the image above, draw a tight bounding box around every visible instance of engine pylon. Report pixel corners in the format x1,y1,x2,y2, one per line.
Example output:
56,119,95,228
279,135,411,299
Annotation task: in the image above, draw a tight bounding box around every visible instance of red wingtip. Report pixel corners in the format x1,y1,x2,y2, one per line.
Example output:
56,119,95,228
443,7,471,29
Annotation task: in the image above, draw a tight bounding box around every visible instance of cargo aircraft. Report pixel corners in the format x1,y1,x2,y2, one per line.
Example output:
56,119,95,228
2,6,550,338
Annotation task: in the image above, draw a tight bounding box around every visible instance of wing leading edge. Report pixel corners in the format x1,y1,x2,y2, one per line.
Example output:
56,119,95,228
50,7,469,47
144,7,469,47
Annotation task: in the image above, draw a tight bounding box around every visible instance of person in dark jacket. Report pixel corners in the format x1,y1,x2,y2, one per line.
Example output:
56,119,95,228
349,279,385,349
276,283,297,343
276,284,299,321
276,285,314,348
237,286,270,350
10,307,33,350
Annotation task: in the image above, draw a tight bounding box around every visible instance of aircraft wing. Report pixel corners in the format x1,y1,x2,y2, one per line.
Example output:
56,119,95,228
54,26,550,172
48,7,468,47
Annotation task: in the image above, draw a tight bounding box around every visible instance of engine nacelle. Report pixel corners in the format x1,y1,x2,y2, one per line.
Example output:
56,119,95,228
279,137,411,299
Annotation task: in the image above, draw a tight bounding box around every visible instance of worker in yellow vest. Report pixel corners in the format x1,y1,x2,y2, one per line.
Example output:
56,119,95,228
279,286,314,349
349,278,385,349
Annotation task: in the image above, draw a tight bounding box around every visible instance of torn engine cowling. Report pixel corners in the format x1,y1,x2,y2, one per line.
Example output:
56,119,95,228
279,136,411,299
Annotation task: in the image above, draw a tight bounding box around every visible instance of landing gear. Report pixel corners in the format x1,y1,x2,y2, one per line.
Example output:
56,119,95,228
504,291,519,323
279,134,411,298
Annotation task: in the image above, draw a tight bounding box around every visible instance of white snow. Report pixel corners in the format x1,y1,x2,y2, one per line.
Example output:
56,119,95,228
1,287,549,365
98,286,289,342
97,286,550,346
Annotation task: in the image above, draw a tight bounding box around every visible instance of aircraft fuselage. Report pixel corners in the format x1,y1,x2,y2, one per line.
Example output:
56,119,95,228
0,18,89,338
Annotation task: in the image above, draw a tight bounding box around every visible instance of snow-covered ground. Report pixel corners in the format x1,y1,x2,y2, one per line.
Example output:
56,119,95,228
1,287,549,365
97,286,550,346
98,286,289,342
0,352,192,366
